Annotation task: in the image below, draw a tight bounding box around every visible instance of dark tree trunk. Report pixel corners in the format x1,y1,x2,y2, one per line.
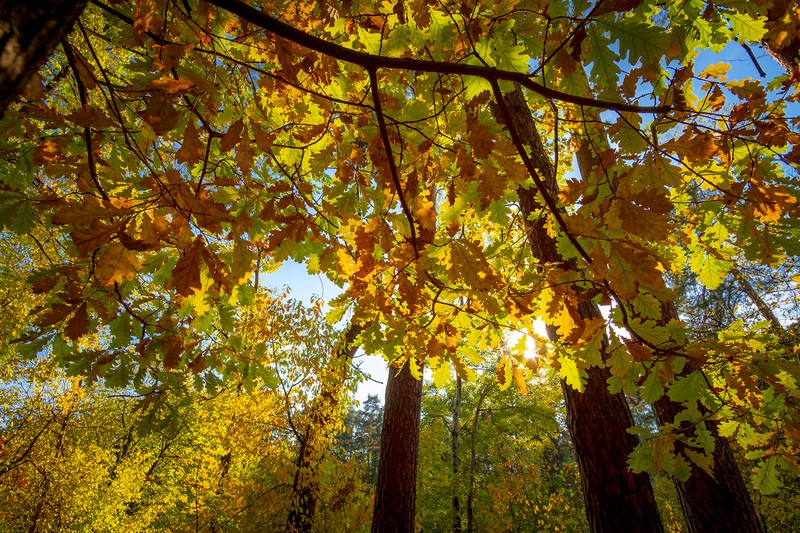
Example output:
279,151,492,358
0,0,89,117
371,361,423,533
650,302,764,533
572,110,764,533
493,88,664,532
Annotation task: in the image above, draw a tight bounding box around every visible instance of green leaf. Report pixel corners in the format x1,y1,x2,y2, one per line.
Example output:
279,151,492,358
667,370,706,403
600,19,671,64
586,26,620,96
752,455,782,495
642,369,665,403
725,12,767,43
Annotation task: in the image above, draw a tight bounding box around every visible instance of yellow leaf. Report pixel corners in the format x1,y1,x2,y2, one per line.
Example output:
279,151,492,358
96,242,142,286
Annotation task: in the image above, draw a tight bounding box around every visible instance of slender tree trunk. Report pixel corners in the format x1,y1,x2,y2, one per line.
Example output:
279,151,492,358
371,360,423,533
0,0,89,116
287,323,363,532
451,375,462,533
467,385,489,533
494,88,664,532
732,266,791,342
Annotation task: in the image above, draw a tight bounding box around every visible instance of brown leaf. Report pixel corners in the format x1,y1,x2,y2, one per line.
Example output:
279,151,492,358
176,120,204,166
65,302,90,341
251,120,275,153
152,44,194,71
628,342,653,362
147,76,195,95
167,238,205,297
220,118,244,152
594,0,644,17
71,222,119,256
68,105,114,128
134,0,158,45
161,334,184,369
466,114,494,160
33,139,65,165
662,130,719,163
138,91,180,135
52,199,132,226
139,211,169,245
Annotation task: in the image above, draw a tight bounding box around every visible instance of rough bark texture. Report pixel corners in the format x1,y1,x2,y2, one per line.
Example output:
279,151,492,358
650,302,764,533
763,0,800,75
495,88,664,532
371,361,423,533
572,98,764,533
0,0,89,117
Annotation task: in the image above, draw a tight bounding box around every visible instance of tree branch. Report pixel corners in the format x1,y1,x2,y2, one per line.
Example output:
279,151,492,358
369,68,419,256
201,0,672,114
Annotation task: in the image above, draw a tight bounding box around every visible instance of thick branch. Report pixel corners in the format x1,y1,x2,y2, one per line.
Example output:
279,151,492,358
202,0,671,115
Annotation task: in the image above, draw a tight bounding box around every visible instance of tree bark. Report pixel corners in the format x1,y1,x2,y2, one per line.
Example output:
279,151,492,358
371,360,423,533
649,302,764,533
0,0,89,117
494,88,664,532
571,113,764,532
762,0,800,75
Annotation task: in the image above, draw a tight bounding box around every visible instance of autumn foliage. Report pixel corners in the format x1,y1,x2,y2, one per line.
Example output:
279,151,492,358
1,0,800,531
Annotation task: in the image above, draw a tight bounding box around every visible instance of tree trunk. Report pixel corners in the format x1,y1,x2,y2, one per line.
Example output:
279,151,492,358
0,0,89,117
287,323,363,532
371,360,423,533
493,88,664,532
451,375,462,533
763,0,800,75
467,385,489,533
650,302,764,533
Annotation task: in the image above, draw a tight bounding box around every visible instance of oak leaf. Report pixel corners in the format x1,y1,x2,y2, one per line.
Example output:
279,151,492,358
65,302,90,341
176,120,204,166
138,91,180,134
95,242,142,286
220,118,244,152
148,76,195,95
152,44,194,71
167,238,205,297
71,222,119,256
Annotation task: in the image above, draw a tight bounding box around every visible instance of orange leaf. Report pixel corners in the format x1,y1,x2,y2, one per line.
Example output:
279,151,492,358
147,76,195,95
